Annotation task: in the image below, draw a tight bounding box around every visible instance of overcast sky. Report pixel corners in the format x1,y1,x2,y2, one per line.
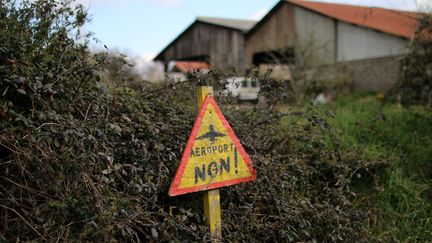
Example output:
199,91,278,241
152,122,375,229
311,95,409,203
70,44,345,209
82,0,429,63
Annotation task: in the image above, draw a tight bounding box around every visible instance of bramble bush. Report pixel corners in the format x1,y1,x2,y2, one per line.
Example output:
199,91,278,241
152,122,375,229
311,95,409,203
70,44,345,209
1,0,385,241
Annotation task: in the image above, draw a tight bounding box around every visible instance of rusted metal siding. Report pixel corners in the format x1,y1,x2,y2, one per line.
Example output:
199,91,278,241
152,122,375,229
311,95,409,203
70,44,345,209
246,3,295,65
156,22,247,72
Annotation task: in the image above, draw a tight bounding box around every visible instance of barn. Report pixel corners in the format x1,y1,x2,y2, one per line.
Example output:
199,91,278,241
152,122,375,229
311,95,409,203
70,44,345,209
246,0,421,91
154,0,421,91
154,17,256,73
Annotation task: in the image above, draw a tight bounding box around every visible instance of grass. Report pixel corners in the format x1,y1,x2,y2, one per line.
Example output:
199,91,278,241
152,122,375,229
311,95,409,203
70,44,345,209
293,94,432,241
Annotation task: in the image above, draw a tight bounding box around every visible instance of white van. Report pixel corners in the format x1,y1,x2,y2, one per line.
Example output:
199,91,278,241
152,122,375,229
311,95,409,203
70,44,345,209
222,77,260,101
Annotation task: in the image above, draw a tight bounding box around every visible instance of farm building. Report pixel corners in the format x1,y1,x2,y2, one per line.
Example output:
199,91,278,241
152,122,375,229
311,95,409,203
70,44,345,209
154,0,422,92
154,17,256,73
246,0,421,91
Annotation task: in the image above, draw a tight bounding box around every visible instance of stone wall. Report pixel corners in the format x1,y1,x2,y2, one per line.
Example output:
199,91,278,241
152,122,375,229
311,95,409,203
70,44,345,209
316,55,403,92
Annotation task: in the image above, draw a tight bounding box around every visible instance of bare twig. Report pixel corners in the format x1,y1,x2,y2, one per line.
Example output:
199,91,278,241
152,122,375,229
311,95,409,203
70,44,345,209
35,122,61,131
0,204,43,237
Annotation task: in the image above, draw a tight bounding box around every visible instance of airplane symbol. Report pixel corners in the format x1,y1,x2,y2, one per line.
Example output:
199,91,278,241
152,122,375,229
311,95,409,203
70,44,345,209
196,124,226,143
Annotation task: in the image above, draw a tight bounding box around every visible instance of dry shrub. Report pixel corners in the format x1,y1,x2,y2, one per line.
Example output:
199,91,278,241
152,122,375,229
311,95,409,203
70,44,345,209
1,77,385,241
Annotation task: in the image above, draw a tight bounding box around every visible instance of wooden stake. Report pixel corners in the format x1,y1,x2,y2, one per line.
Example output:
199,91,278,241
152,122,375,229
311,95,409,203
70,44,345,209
197,86,222,240
197,86,214,109
203,189,222,240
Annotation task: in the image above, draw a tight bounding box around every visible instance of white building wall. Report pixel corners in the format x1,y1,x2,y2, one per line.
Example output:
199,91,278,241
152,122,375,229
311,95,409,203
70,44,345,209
337,21,408,62
294,7,336,65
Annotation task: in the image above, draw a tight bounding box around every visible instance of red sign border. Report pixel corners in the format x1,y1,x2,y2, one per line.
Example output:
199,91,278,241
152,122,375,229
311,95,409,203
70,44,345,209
169,96,256,196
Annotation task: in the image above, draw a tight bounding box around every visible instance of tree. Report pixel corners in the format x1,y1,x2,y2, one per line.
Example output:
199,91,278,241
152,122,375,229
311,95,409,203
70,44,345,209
395,14,432,107
257,35,336,104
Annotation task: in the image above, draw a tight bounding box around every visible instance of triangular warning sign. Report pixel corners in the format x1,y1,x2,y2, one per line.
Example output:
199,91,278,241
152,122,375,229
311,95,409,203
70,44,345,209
169,96,256,196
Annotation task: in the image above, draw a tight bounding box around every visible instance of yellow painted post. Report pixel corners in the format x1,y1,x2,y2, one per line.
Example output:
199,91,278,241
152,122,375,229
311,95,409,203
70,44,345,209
203,189,222,239
197,86,214,109
197,86,222,240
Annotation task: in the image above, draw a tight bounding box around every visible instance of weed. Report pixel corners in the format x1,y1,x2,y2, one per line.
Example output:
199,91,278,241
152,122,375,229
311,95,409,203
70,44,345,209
315,95,432,241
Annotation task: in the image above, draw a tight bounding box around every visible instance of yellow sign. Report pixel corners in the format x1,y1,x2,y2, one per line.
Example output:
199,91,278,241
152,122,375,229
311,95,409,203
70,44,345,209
169,96,256,196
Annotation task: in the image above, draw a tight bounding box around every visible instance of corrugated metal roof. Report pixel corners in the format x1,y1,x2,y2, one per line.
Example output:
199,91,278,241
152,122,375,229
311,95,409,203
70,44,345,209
286,0,421,39
197,16,256,32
